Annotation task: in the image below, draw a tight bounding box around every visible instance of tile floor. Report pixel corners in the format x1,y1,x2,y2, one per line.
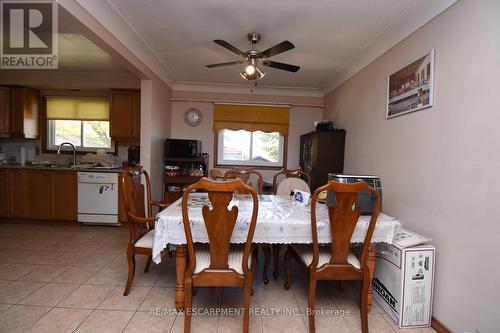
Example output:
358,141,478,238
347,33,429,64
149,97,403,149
0,222,436,333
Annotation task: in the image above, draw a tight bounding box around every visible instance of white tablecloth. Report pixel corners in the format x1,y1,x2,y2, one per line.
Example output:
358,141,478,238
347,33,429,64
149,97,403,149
153,193,401,263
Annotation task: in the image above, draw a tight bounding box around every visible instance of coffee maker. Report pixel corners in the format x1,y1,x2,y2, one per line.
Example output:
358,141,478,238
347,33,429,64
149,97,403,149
128,145,140,166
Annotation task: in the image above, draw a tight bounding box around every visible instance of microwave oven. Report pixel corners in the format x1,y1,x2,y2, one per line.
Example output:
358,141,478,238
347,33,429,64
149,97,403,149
165,139,202,158
326,173,382,215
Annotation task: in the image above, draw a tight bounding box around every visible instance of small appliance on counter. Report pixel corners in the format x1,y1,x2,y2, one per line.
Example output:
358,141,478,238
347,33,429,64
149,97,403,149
165,139,201,158
373,229,435,328
128,145,140,165
326,173,382,214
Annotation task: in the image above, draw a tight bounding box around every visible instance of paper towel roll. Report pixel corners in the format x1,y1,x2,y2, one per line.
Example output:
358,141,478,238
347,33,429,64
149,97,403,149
20,146,26,166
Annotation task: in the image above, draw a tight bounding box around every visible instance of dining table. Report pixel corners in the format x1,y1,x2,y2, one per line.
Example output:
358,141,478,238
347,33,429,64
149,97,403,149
152,193,401,310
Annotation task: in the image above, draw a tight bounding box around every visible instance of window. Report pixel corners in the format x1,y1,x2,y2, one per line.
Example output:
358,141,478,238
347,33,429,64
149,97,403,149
45,97,114,152
217,129,285,167
47,120,112,150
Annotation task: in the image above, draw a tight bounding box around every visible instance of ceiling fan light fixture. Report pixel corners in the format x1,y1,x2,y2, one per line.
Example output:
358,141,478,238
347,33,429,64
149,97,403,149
256,67,266,79
244,64,256,75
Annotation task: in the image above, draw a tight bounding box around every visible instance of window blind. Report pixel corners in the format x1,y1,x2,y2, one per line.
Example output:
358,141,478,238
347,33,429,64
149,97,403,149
213,104,289,135
46,97,109,121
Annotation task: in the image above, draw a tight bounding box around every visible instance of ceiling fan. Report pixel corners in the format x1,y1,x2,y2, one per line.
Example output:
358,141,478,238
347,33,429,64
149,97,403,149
206,32,300,81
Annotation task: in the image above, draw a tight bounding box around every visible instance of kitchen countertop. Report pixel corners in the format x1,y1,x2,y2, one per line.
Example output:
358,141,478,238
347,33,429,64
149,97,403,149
0,164,124,173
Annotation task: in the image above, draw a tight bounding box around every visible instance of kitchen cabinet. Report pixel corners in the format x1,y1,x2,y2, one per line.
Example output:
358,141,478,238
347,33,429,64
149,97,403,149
299,130,346,190
0,169,77,221
24,170,51,219
110,90,140,141
0,169,127,223
50,171,77,221
0,87,9,135
0,169,9,217
7,87,40,139
8,169,25,218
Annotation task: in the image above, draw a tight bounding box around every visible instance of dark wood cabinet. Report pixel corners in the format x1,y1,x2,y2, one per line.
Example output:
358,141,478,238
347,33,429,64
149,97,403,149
299,130,346,190
7,87,40,139
0,169,9,217
24,170,51,219
0,87,9,135
163,156,209,204
50,171,77,221
1,169,78,221
110,90,140,141
8,169,26,218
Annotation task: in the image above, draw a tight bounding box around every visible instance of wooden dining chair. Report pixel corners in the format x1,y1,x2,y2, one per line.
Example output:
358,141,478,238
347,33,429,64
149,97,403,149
270,168,312,280
182,178,259,333
283,181,380,333
272,167,311,195
121,166,169,296
223,167,264,194
223,167,273,283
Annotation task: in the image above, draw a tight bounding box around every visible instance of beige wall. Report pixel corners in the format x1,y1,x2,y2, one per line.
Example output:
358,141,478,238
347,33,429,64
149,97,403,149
140,78,172,199
170,91,324,182
323,1,500,331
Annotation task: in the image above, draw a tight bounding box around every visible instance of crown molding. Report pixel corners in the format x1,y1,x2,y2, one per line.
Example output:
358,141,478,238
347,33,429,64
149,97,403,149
323,0,457,95
173,82,324,98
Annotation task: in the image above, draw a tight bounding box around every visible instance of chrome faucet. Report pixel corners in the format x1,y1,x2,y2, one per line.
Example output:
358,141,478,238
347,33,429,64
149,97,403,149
57,142,77,166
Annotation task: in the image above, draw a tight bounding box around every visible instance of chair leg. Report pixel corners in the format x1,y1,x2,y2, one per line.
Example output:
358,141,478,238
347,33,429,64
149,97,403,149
262,246,271,285
243,279,252,333
123,245,136,296
251,247,259,296
308,276,317,333
360,277,370,333
184,277,193,333
284,247,292,290
272,244,281,279
144,254,152,273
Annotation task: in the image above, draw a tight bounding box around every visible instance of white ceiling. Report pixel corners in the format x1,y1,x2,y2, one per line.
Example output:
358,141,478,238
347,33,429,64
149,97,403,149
56,6,127,73
98,0,457,92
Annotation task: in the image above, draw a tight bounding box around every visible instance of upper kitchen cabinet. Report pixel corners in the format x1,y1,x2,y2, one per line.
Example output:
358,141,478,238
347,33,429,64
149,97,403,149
0,86,41,139
110,90,140,141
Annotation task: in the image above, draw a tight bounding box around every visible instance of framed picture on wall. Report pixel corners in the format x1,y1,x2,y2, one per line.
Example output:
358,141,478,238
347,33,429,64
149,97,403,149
386,49,434,119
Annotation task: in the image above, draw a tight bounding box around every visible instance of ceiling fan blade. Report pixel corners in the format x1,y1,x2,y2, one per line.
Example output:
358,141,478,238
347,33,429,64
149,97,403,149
263,60,300,72
213,40,247,58
206,61,243,68
259,41,295,59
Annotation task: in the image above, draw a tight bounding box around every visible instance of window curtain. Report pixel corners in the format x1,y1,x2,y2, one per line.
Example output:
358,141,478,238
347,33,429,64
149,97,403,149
213,104,289,135
46,97,109,121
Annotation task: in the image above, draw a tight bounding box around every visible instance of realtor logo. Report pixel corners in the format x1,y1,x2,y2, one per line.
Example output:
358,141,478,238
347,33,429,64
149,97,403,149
0,0,58,69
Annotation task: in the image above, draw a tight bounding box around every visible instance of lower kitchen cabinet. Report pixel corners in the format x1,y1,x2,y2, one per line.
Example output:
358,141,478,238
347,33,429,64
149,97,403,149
1,169,77,221
24,170,51,219
8,169,25,218
51,171,77,221
0,169,9,217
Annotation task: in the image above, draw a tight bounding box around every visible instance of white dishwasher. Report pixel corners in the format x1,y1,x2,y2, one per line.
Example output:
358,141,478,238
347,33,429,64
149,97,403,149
77,172,119,225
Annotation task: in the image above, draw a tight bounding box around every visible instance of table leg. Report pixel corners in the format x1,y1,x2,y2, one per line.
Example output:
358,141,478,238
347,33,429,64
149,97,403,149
175,245,187,310
367,246,376,311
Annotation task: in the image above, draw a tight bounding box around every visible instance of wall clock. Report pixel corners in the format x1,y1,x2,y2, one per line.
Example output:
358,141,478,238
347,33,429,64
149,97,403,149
183,108,202,127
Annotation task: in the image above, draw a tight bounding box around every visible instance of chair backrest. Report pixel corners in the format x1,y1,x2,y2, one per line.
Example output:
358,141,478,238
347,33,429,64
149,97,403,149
276,177,311,196
121,166,153,242
182,177,259,276
310,181,380,271
223,167,264,194
272,168,311,194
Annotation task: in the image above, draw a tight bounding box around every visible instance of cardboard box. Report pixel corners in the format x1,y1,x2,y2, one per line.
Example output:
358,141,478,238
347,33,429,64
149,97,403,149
373,229,435,328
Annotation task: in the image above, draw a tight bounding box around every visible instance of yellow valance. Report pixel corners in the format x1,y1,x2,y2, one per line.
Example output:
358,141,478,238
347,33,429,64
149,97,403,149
213,104,289,135
46,97,109,121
